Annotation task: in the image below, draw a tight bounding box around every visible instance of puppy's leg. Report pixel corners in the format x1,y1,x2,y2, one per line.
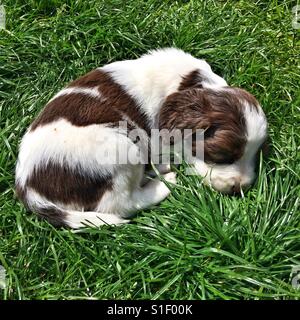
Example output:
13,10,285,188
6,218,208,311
150,164,172,175
68,170,176,227
128,172,177,213
141,164,172,186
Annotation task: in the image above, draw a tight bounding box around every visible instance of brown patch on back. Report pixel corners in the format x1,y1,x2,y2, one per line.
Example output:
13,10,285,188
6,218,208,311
31,69,150,134
67,69,105,88
26,161,113,211
159,88,259,164
178,70,204,91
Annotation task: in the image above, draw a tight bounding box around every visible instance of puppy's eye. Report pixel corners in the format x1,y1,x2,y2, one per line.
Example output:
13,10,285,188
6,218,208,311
204,126,217,139
211,157,235,165
204,153,236,165
219,158,235,165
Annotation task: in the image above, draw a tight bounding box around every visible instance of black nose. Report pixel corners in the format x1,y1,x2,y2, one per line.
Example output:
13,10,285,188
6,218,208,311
231,182,241,195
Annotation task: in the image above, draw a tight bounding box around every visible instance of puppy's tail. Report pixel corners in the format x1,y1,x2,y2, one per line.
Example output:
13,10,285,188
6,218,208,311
16,183,130,229
65,210,129,229
21,192,129,229
36,205,130,229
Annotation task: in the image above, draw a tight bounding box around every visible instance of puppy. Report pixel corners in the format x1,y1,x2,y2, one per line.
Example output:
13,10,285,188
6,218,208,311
15,48,267,228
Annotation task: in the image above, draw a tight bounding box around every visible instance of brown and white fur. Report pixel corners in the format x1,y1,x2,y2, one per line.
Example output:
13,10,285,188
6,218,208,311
15,48,267,228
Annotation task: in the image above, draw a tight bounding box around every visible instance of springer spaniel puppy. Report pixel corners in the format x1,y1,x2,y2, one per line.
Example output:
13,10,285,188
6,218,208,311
15,48,267,228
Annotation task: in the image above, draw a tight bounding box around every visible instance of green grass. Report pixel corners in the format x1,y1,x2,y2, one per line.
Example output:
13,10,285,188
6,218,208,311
0,0,299,300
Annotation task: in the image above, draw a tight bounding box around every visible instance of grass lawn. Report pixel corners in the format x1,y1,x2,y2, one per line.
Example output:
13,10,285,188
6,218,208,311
0,0,299,300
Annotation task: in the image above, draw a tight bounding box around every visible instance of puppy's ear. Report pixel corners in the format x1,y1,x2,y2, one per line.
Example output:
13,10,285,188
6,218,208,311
158,89,211,131
159,88,248,164
178,70,205,91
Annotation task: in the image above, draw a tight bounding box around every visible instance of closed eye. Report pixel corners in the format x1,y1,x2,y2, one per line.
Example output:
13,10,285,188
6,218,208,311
215,158,235,165
204,126,217,139
205,157,235,165
223,158,235,165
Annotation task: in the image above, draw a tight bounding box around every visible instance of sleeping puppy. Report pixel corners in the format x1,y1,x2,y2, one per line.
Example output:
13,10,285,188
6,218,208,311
15,48,268,228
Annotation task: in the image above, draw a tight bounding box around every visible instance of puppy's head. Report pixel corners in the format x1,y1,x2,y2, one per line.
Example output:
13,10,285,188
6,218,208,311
159,87,268,194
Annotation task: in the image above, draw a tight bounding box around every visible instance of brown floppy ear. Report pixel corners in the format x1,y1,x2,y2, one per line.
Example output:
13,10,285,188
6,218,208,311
178,70,205,91
158,90,211,131
158,89,212,160
159,88,248,164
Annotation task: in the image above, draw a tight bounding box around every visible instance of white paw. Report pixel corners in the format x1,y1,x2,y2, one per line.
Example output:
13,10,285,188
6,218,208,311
157,164,172,174
162,172,177,185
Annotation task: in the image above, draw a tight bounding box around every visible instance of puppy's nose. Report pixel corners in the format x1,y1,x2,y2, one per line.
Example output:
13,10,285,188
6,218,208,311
231,181,241,194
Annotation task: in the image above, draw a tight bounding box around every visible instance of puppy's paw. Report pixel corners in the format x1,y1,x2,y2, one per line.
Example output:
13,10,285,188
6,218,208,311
156,164,172,174
162,172,177,185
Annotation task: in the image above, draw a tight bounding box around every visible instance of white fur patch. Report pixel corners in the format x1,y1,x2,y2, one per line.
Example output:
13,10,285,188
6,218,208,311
48,86,102,103
244,103,267,143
